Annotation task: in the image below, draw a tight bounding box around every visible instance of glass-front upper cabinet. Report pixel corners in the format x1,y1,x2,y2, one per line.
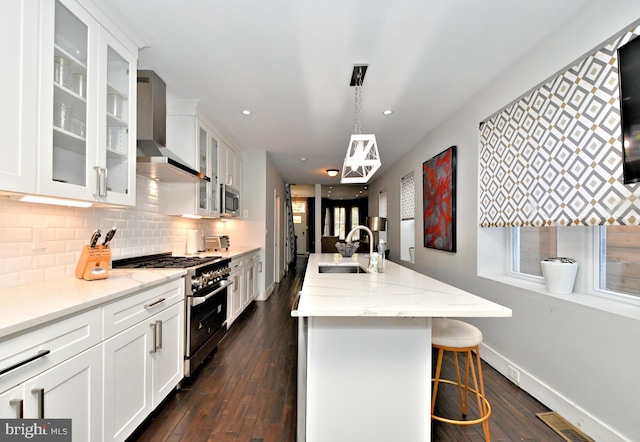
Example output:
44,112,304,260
39,0,136,206
209,133,219,215
196,123,219,216
102,34,136,205
197,126,209,213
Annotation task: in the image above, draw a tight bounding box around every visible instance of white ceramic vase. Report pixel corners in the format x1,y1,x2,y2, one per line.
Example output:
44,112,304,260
540,258,579,294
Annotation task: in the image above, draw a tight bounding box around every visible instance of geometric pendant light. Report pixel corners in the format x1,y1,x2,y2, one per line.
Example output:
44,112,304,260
341,64,381,183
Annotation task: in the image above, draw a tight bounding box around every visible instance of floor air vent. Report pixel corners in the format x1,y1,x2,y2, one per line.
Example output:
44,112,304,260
536,412,595,442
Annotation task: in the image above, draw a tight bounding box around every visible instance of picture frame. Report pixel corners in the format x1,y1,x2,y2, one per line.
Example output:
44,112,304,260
423,146,457,252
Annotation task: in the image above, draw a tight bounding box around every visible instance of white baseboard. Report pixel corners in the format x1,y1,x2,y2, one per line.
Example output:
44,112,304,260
480,343,627,442
256,282,276,301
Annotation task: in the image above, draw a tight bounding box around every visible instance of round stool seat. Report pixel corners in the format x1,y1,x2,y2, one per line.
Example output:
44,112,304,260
433,318,483,348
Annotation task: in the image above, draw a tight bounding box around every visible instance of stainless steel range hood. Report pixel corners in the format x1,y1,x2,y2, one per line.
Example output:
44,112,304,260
136,70,210,183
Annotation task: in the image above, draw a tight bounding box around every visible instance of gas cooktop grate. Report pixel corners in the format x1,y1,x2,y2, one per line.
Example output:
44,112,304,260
112,253,223,269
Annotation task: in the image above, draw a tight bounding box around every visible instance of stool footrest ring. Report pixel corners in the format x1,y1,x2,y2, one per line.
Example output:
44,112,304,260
431,378,492,426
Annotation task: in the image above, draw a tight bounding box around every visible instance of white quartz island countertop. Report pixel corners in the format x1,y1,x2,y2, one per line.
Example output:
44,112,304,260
0,268,186,339
292,253,512,318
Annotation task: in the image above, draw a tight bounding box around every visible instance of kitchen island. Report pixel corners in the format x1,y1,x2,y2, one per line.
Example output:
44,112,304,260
292,253,512,442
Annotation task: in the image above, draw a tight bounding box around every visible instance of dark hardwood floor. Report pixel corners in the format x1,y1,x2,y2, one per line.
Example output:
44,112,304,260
129,257,564,442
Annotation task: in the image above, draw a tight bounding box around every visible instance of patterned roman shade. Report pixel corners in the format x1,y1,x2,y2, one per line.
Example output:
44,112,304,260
479,28,640,227
379,190,388,218
401,172,415,220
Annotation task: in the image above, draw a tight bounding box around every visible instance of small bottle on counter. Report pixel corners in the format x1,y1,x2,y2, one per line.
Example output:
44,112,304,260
369,252,380,272
378,240,386,273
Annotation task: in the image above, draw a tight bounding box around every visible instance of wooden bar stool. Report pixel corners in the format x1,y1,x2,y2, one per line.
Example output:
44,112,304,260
431,318,492,441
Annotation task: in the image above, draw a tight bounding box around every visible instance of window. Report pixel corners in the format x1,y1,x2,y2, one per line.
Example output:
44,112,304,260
350,207,360,241
599,225,640,297
512,227,557,277
292,201,305,213
511,225,640,299
400,172,415,262
334,207,346,239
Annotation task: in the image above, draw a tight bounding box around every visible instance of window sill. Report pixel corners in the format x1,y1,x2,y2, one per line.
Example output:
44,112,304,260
479,273,640,321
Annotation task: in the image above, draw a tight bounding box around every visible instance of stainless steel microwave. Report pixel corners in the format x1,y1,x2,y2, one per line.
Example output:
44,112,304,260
221,184,240,217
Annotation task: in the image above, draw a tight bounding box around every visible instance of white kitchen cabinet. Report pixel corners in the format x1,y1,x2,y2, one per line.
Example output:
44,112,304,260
0,0,39,194
22,345,103,441
227,251,261,327
228,258,244,327
243,253,261,309
103,294,184,442
37,0,137,206
166,103,220,217
220,142,242,196
0,308,102,441
0,346,102,441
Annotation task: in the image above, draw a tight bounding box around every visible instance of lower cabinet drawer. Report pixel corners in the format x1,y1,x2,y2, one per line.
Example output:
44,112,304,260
102,278,184,339
0,308,102,394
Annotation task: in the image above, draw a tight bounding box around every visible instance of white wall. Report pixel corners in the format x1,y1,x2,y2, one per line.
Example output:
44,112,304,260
369,2,640,441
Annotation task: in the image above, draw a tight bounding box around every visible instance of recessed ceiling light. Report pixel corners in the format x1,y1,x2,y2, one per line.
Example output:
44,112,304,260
299,157,307,162
383,110,393,115
241,110,252,115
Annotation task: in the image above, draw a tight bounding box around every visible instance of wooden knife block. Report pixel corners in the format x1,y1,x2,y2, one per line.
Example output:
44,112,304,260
75,245,111,280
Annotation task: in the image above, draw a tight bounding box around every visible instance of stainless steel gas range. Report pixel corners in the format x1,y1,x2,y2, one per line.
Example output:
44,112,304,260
112,252,232,377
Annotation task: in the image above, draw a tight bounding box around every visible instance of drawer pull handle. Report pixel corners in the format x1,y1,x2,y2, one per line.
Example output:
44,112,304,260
156,320,163,350
150,323,157,354
144,297,166,309
0,349,50,376
9,399,23,419
31,388,45,418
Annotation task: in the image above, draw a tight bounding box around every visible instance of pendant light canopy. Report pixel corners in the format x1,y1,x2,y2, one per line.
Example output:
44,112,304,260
341,65,381,184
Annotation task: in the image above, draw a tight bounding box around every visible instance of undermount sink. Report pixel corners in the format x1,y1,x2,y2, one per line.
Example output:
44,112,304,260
318,264,370,274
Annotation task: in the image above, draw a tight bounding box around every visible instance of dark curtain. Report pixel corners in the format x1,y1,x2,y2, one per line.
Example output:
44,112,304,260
307,197,315,252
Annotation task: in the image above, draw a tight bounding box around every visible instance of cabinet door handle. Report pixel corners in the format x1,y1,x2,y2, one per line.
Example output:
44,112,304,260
144,297,166,309
0,349,50,376
94,167,108,197
9,399,23,419
31,388,44,418
149,322,157,353
156,320,163,350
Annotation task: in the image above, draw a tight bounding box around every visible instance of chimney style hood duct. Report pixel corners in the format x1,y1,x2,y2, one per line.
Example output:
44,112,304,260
136,70,210,183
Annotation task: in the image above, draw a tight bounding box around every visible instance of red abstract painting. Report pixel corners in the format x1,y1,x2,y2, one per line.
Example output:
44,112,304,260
423,146,456,252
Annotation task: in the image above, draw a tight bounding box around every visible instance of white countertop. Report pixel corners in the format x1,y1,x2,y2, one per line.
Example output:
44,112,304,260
0,268,186,339
292,253,512,318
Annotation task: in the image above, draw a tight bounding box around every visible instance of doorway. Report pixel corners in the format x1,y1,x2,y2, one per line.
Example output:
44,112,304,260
292,198,308,255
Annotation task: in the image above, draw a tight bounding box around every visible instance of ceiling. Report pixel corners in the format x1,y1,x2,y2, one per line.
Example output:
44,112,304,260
100,0,589,192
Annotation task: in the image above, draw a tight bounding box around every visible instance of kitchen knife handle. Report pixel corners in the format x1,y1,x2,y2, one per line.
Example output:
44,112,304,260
31,388,44,418
149,322,157,354
9,399,23,419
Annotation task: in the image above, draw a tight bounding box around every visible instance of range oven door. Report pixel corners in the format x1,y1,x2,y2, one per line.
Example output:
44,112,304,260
185,282,229,377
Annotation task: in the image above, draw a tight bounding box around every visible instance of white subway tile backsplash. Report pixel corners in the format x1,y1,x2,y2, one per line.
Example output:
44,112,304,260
0,243,20,259
6,256,33,272
19,268,45,286
33,254,56,268
0,176,216,289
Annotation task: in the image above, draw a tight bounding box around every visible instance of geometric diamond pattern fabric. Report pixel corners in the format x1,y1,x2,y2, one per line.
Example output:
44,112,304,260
401,172,415,220
480,28,640,227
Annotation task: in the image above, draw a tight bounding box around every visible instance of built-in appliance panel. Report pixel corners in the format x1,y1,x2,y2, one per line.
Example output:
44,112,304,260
102,278,184,339
0,308,101,394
